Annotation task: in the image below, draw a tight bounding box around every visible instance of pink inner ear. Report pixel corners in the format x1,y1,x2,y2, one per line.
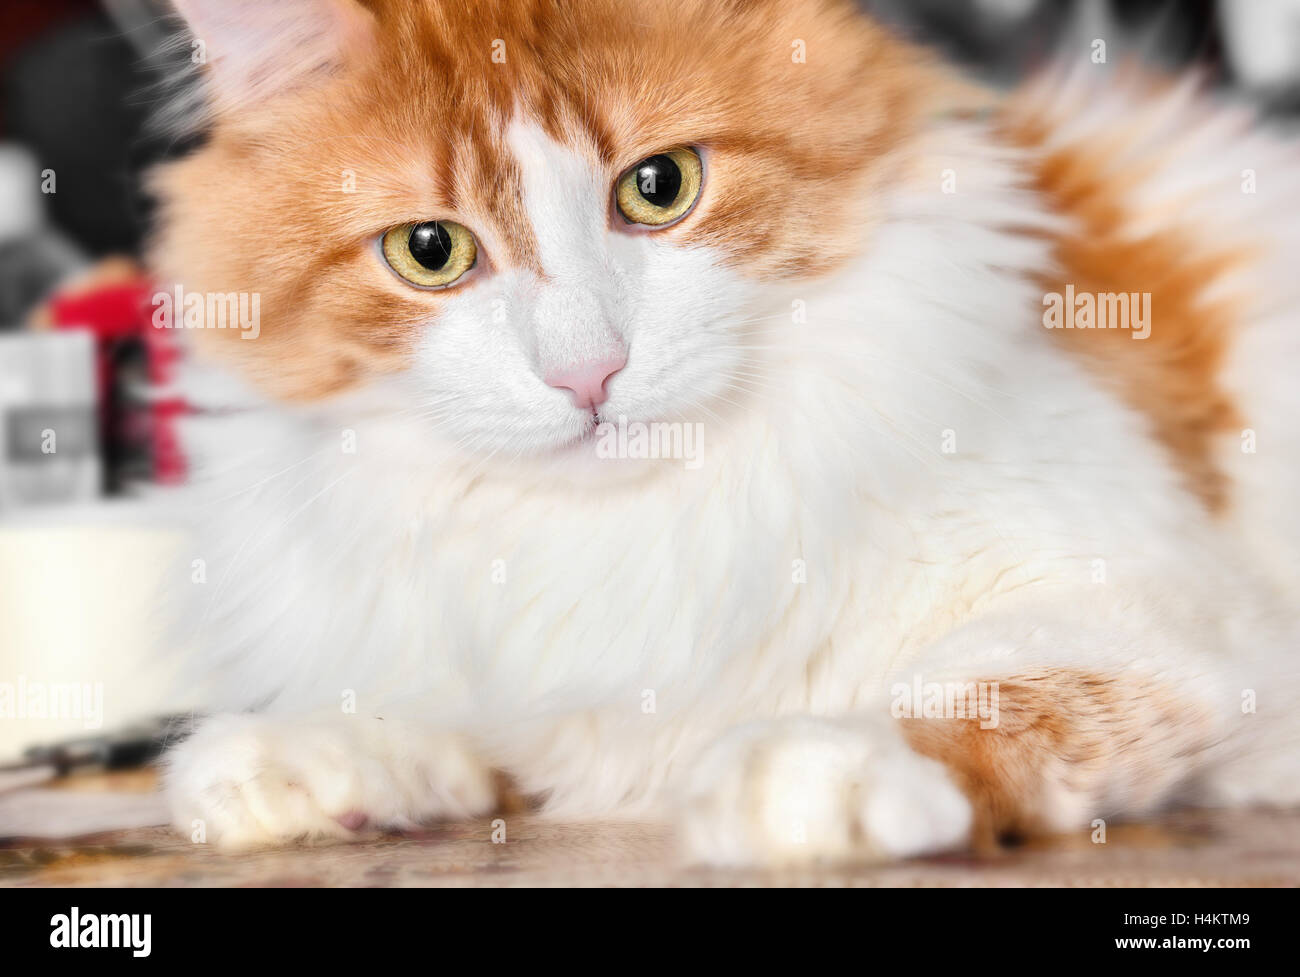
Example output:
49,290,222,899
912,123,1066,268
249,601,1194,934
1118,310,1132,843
173,0,374,112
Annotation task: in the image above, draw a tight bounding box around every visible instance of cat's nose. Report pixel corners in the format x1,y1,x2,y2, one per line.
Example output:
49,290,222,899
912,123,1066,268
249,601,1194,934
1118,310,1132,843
544,355,626,409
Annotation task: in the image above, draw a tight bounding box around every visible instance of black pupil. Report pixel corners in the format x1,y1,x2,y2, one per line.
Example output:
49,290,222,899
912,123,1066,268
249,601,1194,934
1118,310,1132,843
635,155,682,208
408,222,453,270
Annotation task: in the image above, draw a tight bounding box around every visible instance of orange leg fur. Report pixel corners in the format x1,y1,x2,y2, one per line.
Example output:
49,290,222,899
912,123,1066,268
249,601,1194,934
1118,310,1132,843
899,669,1218,850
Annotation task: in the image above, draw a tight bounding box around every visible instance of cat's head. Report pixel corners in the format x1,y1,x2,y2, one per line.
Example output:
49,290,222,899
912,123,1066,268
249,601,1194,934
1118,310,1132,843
154,0,933,465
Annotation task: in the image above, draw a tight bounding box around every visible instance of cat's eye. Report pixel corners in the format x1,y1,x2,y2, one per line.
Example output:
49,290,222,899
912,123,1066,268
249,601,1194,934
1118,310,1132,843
615,147,703,227
382,220,478,288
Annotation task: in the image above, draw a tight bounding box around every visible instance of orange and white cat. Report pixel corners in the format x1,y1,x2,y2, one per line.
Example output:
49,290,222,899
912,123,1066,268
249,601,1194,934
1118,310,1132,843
155,0,1300,864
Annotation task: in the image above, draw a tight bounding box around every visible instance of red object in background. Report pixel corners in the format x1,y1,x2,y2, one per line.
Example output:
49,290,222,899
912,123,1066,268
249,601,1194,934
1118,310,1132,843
47,278,187,485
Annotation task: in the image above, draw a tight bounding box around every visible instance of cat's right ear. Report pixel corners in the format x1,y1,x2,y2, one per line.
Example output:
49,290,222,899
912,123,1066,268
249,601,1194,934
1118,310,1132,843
171,0,375,115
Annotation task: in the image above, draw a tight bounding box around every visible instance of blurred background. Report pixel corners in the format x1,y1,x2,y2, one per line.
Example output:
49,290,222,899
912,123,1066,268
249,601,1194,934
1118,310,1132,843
1,0,1300,807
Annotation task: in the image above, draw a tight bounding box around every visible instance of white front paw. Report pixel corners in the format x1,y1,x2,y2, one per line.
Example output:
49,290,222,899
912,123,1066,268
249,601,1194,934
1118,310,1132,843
165,714,495,850
679,717,972,867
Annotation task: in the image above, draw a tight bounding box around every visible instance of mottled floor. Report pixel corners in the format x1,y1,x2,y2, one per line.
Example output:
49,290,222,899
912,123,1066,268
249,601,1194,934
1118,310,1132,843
1,772,1298,887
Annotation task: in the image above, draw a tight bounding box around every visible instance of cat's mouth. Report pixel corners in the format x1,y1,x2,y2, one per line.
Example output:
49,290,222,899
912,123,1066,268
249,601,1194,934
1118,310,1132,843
552,410,602,451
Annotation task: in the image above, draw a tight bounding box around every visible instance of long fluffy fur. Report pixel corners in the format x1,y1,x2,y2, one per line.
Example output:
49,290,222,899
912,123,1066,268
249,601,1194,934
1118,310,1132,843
156,0,1300,861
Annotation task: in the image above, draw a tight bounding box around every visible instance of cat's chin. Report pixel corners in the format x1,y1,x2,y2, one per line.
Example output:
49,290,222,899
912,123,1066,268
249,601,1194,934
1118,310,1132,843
501,410,700,485
556,411,602,449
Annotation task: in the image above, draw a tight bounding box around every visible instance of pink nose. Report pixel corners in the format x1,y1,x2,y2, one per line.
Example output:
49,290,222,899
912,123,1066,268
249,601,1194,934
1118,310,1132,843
544,355,626,409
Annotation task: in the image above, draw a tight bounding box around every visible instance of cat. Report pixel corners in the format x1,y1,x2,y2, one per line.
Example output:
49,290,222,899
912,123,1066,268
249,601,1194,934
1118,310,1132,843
154,0,1300,865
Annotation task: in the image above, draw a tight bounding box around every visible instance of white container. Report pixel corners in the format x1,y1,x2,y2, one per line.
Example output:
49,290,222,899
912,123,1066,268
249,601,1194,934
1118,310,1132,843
0,500,194,764
0,330,102,512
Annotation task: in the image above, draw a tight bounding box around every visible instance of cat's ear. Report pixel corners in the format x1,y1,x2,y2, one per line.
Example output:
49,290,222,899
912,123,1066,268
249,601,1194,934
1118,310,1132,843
171,0,374,114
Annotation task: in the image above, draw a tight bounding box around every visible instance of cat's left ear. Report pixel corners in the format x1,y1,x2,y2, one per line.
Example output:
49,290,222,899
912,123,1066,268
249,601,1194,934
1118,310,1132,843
171,0,375,115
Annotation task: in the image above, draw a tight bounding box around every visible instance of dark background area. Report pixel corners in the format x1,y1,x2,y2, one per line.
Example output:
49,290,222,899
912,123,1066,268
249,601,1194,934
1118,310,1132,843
2,0,180,261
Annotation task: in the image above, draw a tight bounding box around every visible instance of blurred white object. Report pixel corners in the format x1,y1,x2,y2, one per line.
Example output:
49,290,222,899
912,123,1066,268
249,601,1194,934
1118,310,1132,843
0,331,101,510
1220,0,1300,91
0,501,194,765
0,144,87,322
0,144,42,245
0,785,169,838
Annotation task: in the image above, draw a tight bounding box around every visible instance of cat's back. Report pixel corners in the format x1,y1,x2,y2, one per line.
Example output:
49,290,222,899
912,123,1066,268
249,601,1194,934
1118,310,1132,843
1000,64,1300,596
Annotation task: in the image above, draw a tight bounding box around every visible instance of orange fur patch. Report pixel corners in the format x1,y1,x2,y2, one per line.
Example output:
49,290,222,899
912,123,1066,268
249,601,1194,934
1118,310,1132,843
1001,98,1250,513
900,669,1215,849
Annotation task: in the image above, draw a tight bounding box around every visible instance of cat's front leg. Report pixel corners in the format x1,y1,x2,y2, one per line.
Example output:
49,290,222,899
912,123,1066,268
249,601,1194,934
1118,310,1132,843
165,713,496,850
679,652,1226,867
678,714,974,867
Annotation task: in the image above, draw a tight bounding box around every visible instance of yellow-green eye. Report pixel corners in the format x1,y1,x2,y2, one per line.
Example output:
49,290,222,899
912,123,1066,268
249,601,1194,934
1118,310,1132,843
615,147,703,227
382,220,477,288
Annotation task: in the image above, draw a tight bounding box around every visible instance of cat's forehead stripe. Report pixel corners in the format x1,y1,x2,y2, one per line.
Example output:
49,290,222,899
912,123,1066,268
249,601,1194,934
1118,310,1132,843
452,120,544,275
506,118,608,281
348,0,929,280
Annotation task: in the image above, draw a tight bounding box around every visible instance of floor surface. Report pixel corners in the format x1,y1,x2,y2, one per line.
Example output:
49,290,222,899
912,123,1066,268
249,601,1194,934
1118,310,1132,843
2,772,1298,887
